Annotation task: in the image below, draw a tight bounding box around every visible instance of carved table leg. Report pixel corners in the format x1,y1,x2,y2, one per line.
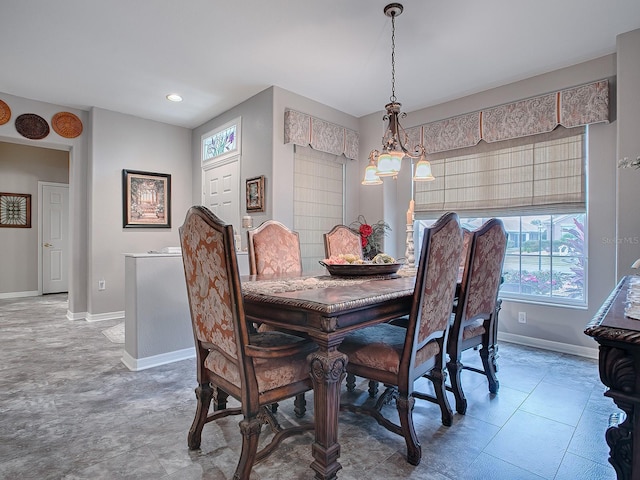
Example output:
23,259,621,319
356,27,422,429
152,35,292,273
308,348,347,480
598,344,640,480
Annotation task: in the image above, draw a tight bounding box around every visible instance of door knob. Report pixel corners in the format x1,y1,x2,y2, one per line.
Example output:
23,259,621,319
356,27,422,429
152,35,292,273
44,243,52,247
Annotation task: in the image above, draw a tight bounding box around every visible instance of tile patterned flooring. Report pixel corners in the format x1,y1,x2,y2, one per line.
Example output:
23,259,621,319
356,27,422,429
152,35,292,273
0,294,620,479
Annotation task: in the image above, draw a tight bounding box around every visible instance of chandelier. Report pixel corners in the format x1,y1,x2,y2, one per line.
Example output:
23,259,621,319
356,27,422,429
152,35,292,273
362,3,434,185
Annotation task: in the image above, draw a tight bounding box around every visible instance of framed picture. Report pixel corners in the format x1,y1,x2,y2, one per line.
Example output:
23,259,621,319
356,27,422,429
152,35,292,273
246,176,265,212
0,192,31,228
122,170,171,228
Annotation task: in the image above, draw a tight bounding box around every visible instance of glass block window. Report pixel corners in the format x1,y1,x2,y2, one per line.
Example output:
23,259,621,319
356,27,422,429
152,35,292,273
293,146,345,272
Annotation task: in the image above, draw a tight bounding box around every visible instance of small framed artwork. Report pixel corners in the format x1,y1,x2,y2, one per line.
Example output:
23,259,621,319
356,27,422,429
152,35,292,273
122,169,171,228
246,176,265,213
0,193,31,228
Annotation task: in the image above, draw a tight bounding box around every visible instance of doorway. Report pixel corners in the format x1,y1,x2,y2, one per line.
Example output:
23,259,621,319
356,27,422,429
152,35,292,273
0,141,69,298
39,182,69,294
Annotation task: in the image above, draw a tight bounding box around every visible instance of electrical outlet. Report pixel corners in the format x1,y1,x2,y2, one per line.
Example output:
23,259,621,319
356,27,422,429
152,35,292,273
98,280,106,291
518,311,526,324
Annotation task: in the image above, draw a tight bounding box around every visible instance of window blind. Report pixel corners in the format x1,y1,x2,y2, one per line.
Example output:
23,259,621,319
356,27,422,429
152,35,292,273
293,145,345,271
415,126,585,218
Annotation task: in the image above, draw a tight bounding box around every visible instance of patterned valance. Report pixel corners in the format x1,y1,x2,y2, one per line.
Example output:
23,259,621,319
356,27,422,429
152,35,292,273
284,109,359,160
418,80,609,154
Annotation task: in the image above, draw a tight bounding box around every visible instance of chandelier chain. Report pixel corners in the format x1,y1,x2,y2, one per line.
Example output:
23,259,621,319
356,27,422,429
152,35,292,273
390,11,396,103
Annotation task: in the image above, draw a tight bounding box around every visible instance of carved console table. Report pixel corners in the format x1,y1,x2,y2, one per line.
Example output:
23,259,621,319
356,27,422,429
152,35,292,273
585,276,640,480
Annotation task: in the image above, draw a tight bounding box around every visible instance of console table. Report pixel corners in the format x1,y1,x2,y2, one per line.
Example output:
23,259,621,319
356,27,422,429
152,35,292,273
585,275,640,480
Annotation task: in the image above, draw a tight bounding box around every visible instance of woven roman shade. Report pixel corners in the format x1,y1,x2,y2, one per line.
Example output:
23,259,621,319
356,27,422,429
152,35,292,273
415,126,585,218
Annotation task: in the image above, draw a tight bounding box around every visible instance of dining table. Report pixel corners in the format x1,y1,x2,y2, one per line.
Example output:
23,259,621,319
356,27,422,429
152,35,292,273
241,266,418,479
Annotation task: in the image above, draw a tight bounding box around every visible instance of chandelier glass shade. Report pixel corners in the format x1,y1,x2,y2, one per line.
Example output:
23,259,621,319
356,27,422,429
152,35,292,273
363,3,434,184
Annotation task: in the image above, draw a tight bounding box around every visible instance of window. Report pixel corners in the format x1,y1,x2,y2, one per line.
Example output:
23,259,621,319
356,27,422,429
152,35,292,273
201,117,241,166
415,213,586,305
414,126,587,306
293,146,345,272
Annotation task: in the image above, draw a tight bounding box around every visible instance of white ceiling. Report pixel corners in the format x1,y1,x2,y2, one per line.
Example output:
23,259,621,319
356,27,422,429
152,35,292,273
2,0,639,129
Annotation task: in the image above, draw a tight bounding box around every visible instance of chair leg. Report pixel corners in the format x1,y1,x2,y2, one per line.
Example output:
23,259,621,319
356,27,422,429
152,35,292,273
212,385,229,411
294,393,306,418
446,358,467,415
480,343,500,394
234,416,263,480
368,380,379,398
396,394,421,466
188,383,213,450
346,373,356,392
432,365,454,426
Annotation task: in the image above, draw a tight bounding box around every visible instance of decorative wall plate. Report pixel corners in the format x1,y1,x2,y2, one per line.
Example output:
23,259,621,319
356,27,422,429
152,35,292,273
0,99,10,125
15,113,49,140
52,111,83,138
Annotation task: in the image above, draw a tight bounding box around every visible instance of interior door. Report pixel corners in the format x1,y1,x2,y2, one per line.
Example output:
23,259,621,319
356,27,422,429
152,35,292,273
42,184,69,294
202,159,240,232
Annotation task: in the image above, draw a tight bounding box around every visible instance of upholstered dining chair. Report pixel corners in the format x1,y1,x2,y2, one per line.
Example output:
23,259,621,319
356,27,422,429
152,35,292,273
323,224,363,260
246,219,308,416
446,218,507,415
338,212,464,466
247,220,302,275
323,224,384,397
179,206,316,479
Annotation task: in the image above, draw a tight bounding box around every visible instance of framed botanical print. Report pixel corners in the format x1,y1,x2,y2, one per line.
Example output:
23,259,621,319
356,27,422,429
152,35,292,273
246,176,265,212
0,193,31,228
122,170,171,228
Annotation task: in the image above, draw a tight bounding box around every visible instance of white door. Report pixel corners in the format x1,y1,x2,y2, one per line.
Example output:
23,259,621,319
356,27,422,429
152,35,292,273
42,184,69,294
202,159,240,230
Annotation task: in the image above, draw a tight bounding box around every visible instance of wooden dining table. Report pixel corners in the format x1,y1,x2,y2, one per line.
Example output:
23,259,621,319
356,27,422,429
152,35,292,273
241,268,418,479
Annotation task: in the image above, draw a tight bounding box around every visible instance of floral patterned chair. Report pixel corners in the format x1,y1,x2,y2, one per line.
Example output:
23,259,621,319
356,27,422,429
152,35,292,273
446,218,507,415
323,225,363,260
247,220,302,275
247,219,308,415
338,212,464,466
179,206,316,479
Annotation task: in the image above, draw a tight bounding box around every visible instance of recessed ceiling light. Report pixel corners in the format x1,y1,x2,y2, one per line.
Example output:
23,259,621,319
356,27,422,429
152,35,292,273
166,94,183,102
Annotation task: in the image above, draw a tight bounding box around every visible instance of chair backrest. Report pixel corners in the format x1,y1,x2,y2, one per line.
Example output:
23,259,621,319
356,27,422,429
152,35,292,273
460,228,473,272
179,206,253,389
323,225,363,259
403,212,463,374
459,218,508,322
247,220,303,275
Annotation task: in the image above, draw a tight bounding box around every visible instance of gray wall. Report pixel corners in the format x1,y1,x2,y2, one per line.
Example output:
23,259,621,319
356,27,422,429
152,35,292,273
0,142,69,295
616,29,640,279
191,86,362,240
88,108,192,316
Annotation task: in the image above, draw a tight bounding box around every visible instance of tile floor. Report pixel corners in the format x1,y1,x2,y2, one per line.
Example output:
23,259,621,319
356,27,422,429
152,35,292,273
0,294,619,479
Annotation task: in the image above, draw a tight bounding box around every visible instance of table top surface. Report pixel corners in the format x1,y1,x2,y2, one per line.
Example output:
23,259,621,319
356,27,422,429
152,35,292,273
242,270,416,313
585,275,640,344
241,268,419,336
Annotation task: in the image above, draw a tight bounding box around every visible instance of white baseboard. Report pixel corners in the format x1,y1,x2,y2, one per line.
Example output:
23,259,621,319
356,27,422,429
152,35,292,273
67,310,87,321
0,290,39,299
85,311,125,322
121,347,196,371
498,332,599,360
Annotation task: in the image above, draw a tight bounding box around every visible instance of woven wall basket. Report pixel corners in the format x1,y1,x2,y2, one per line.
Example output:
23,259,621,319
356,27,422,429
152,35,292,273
15,113,50,140
52,111,83,138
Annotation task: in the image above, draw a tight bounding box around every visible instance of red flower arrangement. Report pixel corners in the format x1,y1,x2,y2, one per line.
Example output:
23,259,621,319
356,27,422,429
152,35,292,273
350,215,391,260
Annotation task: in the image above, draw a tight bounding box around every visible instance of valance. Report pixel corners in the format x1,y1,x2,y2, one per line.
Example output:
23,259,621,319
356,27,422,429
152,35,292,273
417,80,608,154
284,109,359,160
